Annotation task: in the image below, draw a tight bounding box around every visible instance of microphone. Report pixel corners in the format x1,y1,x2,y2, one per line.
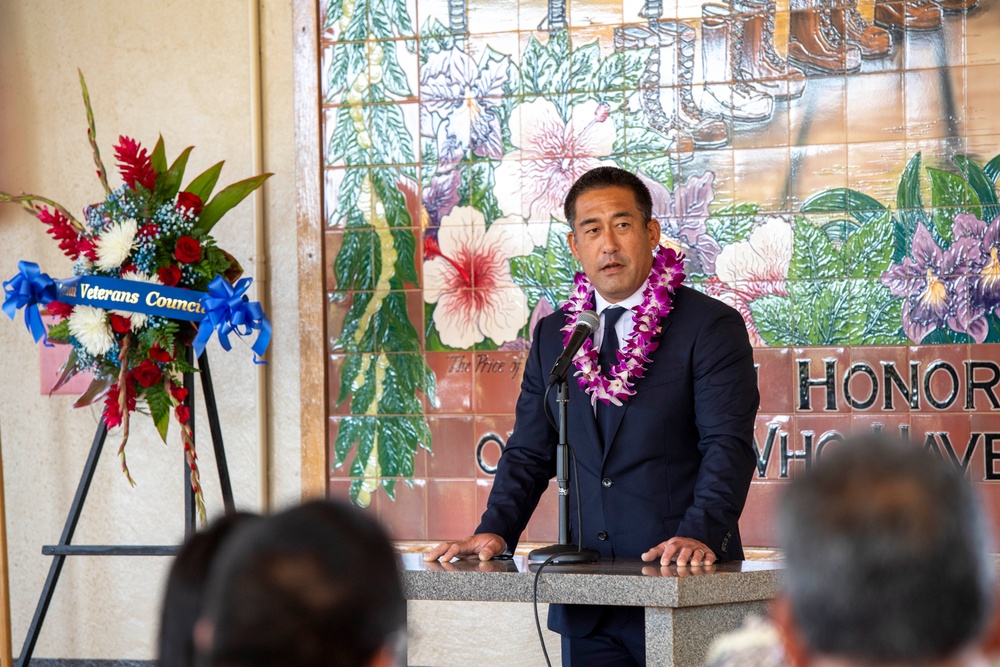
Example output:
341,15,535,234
547,310,600,387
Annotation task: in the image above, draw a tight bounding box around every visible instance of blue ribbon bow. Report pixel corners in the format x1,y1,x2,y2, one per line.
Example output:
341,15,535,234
193,276,271,363
3,261,58,344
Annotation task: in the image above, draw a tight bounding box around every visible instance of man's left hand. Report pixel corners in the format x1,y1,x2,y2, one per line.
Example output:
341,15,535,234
641,537,716,566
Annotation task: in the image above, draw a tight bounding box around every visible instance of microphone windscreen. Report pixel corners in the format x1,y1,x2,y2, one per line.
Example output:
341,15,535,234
576,310,599,332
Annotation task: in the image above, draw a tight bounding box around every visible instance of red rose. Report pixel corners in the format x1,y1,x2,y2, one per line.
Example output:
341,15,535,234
174,236,202,264
158,265,181,286
109,314,132,334
138,224,159,238
45,301,74,319
132,359,163,388
175,192,203,216
149,344,173,363
175,404,190,425
170,385,189,403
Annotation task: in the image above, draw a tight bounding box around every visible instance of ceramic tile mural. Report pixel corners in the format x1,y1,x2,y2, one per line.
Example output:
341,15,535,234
320,0,1000,547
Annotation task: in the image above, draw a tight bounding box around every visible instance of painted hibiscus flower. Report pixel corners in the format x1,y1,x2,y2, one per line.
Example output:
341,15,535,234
420,47,509,166
424,207,533,349
708,216,793,346
494,99,615,245
639,171,721,276
881,222,983,343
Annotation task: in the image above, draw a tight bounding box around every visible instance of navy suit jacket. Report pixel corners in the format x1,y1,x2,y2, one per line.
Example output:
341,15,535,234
475,285,760,637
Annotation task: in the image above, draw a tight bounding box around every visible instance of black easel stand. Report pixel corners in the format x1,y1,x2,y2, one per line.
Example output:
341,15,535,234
15,350,235,667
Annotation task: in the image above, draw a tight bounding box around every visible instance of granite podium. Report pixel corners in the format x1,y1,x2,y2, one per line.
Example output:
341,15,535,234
400,553,782,666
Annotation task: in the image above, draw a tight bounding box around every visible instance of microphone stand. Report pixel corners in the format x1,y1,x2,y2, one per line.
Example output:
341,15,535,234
528,380,600,564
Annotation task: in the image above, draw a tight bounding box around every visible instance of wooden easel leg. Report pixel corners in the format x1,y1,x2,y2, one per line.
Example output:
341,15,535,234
16,421,108,667
0,422,13,667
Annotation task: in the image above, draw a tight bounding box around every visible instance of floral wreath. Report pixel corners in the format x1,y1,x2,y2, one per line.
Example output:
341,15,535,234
0,72,270,522
561,245,685,406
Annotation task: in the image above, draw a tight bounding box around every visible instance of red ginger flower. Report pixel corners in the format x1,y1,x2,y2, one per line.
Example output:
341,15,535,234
114,136,158,192
45,301,74,319
103,377,137,429
36,206,85,260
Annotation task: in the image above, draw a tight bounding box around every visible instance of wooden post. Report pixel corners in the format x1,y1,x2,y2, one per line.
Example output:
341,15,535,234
0,423,13,667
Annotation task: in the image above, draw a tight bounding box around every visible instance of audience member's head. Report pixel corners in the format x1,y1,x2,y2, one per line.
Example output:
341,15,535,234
194,499,405,667
774,435,997,667
159,511,259,667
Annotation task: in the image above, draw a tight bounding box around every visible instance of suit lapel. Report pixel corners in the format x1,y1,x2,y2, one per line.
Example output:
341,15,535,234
601,313,675,464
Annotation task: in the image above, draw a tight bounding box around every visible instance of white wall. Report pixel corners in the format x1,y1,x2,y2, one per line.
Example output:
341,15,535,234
0,0,299,658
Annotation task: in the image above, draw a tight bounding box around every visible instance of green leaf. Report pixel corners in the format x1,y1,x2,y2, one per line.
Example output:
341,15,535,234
842,211,893,278
520,35,556,97
336,354,362,408
622,124,674,157
150,135,168,174
194,173,272,234
184,162,225,202
334,292,377,352
952,155,1000,222
370,104,414,166
850,280,905,345
378,354,428,415
789,280,852,345
156,146,194,201
461,162,503,224
985,154,1000,184
800,188,887,226
896,152,927,245
336,416,374,469
378,291,421,353
707,204,757,246
570,41,602,93
46,318,71,342
334,228,376,293
380,42,412,98
749,295,793,347
145,382,172,442
821,219,860,246
790,220,845,281
927,167,981,244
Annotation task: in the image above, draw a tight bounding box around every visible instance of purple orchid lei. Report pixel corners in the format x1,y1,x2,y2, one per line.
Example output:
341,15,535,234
561,245,686,406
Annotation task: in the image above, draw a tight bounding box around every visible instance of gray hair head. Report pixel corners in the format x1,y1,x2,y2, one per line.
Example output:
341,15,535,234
778,435,995,663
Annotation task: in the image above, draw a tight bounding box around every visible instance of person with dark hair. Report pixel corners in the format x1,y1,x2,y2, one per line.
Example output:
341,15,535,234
193,499,405,667
771,435,1000,667
427,165,760,665
158,512,259,667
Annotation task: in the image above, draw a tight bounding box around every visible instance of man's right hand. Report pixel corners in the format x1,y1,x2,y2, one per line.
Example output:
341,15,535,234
424,533,507,562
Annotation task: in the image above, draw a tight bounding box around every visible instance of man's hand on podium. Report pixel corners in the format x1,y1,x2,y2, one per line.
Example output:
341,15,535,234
641,536,716,567
424,533,507,562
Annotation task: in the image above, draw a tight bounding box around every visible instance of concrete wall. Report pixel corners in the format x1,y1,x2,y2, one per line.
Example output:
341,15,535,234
0,0,298,658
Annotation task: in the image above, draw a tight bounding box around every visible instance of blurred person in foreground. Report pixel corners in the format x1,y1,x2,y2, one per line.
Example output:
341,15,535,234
705,435,1000,667
158,511,259,667
193,499,405,667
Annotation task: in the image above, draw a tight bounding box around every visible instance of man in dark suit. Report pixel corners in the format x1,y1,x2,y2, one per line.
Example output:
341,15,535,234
426,166,759,666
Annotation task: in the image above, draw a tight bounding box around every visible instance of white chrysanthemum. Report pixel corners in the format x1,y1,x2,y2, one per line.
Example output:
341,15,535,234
68,305,114,356
115,269,164,331
95,218,138,271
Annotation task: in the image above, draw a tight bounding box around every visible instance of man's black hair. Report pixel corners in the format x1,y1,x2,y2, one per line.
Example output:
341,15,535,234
563,166,653,230
779,435,995,663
